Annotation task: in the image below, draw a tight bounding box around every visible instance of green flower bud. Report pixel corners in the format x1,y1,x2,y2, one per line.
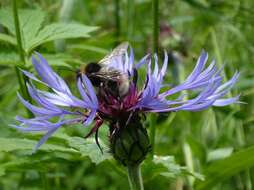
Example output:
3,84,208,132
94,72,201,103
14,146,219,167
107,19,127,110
110,115,151,166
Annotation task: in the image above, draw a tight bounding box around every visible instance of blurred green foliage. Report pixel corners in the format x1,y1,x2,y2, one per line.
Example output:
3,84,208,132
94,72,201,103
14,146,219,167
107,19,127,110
0,0,253,189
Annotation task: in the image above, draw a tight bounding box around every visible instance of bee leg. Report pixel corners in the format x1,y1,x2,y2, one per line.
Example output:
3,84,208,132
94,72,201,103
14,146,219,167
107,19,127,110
84,118,104,153
107,80,119,97
84,118,103,138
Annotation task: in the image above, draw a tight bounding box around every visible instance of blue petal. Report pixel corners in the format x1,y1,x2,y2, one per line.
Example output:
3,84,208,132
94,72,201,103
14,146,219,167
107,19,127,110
33,126,60,153
21,70,44,84
81,75,98,107
27,83,62,112
32,53,71,94
17,93,58,116
159,51,168,80
186,51,208,83
137,50,239,113
32,54,58,89
82,110,97,126
213,96,240,106
135,54,150,69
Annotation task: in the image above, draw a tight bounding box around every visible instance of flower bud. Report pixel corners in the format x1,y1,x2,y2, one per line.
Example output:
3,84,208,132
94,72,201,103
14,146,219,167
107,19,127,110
110,116,151,166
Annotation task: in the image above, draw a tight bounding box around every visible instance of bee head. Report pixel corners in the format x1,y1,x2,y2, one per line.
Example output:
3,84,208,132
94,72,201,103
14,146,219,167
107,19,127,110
85,62,101,74
76,62,101,87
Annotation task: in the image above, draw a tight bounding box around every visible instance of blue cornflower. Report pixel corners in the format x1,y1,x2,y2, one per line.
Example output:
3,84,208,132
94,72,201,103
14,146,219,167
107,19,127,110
12,46,239,152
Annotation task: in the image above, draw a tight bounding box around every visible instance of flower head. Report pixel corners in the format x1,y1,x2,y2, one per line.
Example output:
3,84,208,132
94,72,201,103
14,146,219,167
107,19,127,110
12,45,239,154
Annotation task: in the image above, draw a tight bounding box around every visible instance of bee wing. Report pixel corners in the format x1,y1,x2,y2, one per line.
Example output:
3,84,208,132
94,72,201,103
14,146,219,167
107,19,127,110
92,68,126,81
98,42,129,66
92,69,122,80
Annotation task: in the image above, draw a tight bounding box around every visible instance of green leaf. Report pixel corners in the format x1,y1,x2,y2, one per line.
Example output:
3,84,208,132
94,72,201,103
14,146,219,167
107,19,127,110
0,8,97,53
68,137,112,164
0,9,15,34
152,155,182,178
0,136,112,176
0,137,78,153
27,23,98,52
0,154,72,176
68,44,108,54
196,145,254,190
143,155,204,182
0,9,45,42
41,53,83,68
19,9,46,49
0,158,43,177
0,52,20,66
0,33,17,45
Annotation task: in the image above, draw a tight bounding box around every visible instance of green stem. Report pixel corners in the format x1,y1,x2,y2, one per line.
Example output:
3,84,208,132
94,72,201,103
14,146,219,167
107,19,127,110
12,0,26,64
12,0,32,116
149,114,157,158
114,0,120,45
127,164,144,190
14,67,27,99
152,0,159,55
149,0,159,158
127,0,134,41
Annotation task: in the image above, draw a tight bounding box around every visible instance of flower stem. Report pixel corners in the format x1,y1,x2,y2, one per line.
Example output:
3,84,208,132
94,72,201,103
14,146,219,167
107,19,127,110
12,0,26,64
12,0,32,116
114,0,120,45
149,0,159,158
127,164,144,190
127,0,134,41
152,0,159,55
149,114,157,157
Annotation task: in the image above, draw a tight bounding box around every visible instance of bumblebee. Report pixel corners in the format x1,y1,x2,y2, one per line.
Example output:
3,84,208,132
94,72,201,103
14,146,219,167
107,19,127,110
77,42,130,98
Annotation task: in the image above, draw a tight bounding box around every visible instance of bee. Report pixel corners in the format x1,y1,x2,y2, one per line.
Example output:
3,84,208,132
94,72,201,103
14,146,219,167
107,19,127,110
77,42,130,98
